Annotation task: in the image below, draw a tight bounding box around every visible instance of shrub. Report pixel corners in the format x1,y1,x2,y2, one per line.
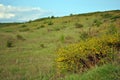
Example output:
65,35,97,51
80,31,89,40
7,40,13,47
16,34,25,41
36,25,45,29
51,16,55,19
54,27,60,31
60,35,65,43
40,43,45,48
53,26,66,31
106,25,117,35
19,28,30,32
48,21,53,25
56,34,120,73
20,24,27,28
111,15,120,21
101,13,112,19
75,23,83,28
93,19,102,27
70,14,73,16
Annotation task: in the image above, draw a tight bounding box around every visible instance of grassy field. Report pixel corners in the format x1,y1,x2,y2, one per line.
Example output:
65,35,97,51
0,10,120,80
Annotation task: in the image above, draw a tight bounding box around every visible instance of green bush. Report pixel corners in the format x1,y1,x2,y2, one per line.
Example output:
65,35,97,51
101,13,112,19
16,34,25,40
80,31,89,40
19,28,30,32
60,35,65,43
111,15,120,21
93,19,102,27
48,21,53,25
20,24,27,28
107,25,117,35
75,23,83,28
40,43,45,48
7,40,13,47
37,25,45,29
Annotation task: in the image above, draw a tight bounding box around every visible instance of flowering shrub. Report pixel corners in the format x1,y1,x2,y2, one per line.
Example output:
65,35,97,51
56,33,120,73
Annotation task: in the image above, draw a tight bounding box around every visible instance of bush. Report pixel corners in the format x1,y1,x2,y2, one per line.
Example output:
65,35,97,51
16,34,25,41
111,15,120,21
37,25,45,29
7,40,13,47
106,25,117,35
101,13,112,19
20,24,27,28
54,27,60,31
60,35,65,43
93,19,102,27
80,31,89,40
56,34,120,73
48,21,53,25
19,28,30,32
75,23,83,28
51,16,55,19
40,43,45,48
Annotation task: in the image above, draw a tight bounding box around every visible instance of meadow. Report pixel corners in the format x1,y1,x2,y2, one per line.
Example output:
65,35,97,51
0,10,120,80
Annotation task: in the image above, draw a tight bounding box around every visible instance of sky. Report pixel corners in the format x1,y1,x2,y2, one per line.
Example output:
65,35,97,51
0,0,120,23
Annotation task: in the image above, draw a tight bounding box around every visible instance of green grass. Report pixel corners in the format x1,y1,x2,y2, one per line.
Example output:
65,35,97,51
0,10,120,80
62,64,120,80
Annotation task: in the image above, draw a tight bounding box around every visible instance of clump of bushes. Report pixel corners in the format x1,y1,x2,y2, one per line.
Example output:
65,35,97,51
56,33,120,73
106,25,117,35
20,24,27,28
19,28,30,32
37,25,45,29
48,21,53,25
75,23,83,28
80,31,89,40
101,13,113,19
53,26,66,31
93,19,102,27
111,15,120,21
7,40,14,47
60,35,65,43
16,34,25,41
40,25,45,28
51,16,55,19
40,43,45,48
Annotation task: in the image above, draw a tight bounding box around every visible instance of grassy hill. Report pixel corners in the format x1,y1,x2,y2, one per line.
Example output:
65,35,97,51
0,10,120,80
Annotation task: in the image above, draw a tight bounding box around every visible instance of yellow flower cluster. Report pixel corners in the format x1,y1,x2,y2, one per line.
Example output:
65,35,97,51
56,33,120,73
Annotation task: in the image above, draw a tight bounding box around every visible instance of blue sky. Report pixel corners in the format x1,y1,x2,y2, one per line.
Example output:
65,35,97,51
0,0,120,22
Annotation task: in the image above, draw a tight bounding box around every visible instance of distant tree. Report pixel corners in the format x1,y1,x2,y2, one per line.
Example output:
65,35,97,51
70,13,73,16
51,16,55,19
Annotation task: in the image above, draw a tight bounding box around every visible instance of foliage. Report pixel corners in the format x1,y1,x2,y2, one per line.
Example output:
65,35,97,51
111,15,120,21
56,33,120,73
40,43,45,48
101,13,113,19
16,34,25,41
75,23,83,28
48,21,53,25
79,31,89,40
7,40,14,47
51,16,55,19
93,19,102,27
63,64,120,80
60,35,65,43
106,25,117,35
19,28,30,32
20,24,27,28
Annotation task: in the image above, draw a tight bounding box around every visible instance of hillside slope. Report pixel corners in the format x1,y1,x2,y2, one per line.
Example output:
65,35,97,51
0,10,120,80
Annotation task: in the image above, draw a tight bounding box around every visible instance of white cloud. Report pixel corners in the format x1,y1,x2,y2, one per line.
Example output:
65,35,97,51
0,12,15,19
0,4,52,22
